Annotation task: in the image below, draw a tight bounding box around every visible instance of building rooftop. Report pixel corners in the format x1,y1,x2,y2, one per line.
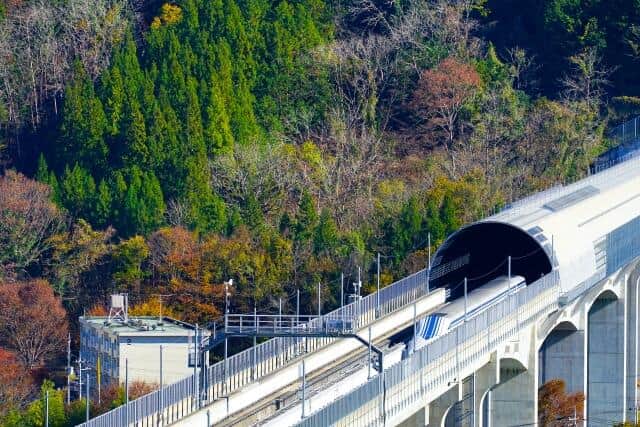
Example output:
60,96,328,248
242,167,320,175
80,316,205,337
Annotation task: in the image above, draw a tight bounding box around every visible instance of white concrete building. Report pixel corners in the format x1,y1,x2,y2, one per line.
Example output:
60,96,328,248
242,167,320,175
79,315,209,387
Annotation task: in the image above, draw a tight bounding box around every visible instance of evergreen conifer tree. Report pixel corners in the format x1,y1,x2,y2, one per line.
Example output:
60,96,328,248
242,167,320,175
295,191,318,241
58,63,108,174
60,164,97,220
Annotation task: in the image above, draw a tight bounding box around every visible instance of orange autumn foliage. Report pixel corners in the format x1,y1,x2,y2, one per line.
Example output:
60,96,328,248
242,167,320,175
0,348,34,416
538,379,585,427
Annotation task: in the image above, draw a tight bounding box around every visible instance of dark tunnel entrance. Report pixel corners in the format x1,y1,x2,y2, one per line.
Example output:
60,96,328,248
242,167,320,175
428,221,553,300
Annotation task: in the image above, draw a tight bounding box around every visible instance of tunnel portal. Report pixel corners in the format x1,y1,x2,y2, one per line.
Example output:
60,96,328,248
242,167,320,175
428,221,553,300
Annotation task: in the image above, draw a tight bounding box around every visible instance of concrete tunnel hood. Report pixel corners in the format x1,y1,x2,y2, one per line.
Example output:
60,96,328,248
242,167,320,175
428,221,554,300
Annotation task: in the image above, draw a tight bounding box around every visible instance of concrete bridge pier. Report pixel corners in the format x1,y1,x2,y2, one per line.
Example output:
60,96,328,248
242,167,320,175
587,289,625,425
472,357,498,427
486,357,536,426
538,321,585,395
426,383,460,427
626,271,640,422
424,359,497,427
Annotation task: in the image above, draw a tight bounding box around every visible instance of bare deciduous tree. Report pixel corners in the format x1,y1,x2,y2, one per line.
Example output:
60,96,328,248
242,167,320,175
0,0,129,158
0,170,67,281
411,57,481,174
0,279,68,369
506,47,538,92
560,47,612,107
0,348,34,416
210,143,299,219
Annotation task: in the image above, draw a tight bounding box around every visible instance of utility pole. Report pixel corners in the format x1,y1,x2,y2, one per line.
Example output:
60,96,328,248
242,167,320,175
66,333,71,404
224,325,228,396
224,279,232,398
153,294,173,326
125,358,129,404
78,357,83,401
224,280,233,320
317,282,321,318
368,326,372,379
85,373,90,422
253,306,257,379
45,390,49,427
427,233,431,271
296,288,301,355
376,253,381,316
301,360,306,419
159,344,164,423
551,235,555,269
340,273,344,308
427,232,432,294
195,325,199,408
354,267,362,328
413,302,417,354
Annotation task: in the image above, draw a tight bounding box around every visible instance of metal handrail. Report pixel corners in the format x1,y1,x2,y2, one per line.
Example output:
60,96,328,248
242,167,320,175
77,268,429,427
224,313,358,336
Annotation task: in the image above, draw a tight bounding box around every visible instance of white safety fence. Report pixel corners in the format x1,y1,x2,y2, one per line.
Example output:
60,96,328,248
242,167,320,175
77,269,429,427
295,271,560,427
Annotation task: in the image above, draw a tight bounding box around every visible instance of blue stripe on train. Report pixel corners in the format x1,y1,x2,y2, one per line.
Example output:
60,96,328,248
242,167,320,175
422,315,441,340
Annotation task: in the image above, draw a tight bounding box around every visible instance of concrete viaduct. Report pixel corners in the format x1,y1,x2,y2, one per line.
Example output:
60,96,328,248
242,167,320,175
79,128,640,427
294,153,640,427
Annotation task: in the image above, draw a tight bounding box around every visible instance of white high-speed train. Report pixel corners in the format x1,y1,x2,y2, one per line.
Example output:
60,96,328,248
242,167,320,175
402,275,526,358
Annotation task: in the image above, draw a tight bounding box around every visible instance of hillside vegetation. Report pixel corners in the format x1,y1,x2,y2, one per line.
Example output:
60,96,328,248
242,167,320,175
0,0,637,422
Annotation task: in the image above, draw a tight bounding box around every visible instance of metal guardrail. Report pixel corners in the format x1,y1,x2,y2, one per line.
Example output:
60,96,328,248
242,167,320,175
591,116,640,174
295,271,561,427
609,116,640,147
224,314,357,337
492,116,640,221
76,269,429,427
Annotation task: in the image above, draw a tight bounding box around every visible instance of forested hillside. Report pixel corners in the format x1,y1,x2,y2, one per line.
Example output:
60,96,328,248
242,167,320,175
0,0,636,422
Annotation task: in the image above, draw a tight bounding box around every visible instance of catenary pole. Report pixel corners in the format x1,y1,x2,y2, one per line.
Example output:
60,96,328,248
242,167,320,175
464,278,468,321
66,333,71,404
